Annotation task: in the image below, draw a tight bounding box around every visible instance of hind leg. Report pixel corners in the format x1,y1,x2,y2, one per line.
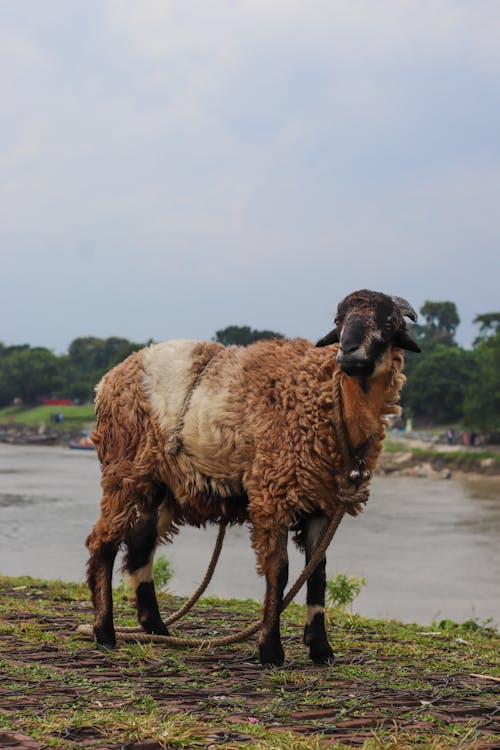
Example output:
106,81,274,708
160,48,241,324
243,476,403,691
123,501,173,635
86,519,120,648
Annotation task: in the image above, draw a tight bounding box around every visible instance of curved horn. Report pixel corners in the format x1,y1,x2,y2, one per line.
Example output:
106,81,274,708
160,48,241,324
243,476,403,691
392,296,418,323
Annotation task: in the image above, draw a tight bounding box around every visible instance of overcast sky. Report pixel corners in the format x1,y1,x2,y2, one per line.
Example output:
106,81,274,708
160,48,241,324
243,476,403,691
2,1,499,352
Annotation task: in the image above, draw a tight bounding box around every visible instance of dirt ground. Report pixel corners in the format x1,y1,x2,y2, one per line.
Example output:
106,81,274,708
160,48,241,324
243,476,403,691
1,579,500,749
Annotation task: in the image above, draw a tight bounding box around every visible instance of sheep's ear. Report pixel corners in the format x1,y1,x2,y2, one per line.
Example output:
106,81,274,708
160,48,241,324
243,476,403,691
316,328,339,347
393,330,421,353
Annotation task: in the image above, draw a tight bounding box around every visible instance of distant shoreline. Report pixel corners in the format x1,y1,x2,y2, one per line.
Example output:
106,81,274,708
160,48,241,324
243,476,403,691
2,425,499,479
378,438,500,479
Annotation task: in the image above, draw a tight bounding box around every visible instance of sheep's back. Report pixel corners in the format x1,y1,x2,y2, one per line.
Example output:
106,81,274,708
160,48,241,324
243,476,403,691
141,339,223,439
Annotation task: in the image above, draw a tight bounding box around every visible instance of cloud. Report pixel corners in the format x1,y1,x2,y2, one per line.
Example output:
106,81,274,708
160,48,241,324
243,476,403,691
0,1,499,351
104,0,500,73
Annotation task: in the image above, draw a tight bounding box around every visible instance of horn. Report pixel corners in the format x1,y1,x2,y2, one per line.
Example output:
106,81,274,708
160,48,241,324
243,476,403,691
392,296,418,322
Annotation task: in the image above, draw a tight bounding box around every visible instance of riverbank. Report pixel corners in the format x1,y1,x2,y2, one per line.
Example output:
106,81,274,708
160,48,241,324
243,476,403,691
0,404,95,447
1,575,499,749
2,423,500,478
378,442,500,479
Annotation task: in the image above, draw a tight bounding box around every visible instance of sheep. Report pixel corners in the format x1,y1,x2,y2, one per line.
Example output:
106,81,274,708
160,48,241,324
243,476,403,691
86,289,420,666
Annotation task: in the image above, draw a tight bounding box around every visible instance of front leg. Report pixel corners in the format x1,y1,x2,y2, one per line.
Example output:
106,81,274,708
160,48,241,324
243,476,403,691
251,524,289,667
302,514,334,664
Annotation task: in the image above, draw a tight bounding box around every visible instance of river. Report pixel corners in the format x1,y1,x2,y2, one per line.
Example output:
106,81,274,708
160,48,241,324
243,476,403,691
1,443,499,626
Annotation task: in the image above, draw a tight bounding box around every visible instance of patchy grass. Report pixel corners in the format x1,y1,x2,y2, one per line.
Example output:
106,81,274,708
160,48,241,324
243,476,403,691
0,403,95,429
1,575,500,749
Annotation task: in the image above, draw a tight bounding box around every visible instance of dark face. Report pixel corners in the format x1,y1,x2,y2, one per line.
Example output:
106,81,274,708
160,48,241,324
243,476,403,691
316,290,421,377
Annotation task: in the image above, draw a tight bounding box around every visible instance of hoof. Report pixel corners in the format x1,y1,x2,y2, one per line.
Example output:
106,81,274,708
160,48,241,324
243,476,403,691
259,642,285,667
94,627,116,650
309,645,335,665
141,621,169,636
97,641,116,652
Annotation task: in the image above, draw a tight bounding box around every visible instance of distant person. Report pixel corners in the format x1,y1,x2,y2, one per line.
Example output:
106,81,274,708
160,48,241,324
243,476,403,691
447,428,454,445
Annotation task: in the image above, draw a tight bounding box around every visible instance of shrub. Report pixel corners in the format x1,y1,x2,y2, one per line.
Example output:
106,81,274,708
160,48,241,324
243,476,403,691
153,555,174,591
326,572,366,611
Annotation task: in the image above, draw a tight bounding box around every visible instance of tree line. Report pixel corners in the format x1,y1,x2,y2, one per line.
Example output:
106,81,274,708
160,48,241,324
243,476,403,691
1,305,499,430
401,303,500,430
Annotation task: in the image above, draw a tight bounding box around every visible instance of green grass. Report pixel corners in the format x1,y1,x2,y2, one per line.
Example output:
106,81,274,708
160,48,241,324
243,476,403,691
0,403,95,428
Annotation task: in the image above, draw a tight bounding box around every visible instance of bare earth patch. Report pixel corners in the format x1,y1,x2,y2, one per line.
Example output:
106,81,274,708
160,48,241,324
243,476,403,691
1,577,499,749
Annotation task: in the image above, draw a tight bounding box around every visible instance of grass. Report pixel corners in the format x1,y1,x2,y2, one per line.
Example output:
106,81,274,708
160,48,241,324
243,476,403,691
1,575,500,749
0,403,95,429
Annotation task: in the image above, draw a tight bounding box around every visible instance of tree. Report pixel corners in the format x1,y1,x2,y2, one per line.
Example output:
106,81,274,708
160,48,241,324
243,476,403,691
68,336,143,374
473,312,500,343
402,344,474,424
214,325,284,347
66,336,147,400
419,301,460,346
0,347,65,405
463,333,500,429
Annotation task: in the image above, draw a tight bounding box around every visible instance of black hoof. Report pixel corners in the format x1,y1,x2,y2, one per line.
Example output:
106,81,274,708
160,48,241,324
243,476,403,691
259,642,285,667
310,649,335,665
141,620,169,636
94,627,116,650
309,643,335,665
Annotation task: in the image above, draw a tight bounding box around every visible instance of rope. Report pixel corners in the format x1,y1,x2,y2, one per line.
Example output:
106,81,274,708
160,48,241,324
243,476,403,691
331,371,371,511
165,351,222,455
77,501,349,648
164,521,226,625
98,521,227,637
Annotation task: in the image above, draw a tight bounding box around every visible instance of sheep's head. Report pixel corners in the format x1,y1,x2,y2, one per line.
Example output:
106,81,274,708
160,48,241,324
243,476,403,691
316,289,421,377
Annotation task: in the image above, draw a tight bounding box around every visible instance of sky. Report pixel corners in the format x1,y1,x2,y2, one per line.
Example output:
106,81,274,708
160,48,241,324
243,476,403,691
1,0,499,352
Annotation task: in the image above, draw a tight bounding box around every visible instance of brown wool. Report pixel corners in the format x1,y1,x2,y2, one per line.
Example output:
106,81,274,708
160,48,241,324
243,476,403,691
89,338,406,575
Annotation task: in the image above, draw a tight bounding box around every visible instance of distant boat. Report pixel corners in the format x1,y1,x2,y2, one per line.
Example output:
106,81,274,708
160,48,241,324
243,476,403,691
68,436,95,451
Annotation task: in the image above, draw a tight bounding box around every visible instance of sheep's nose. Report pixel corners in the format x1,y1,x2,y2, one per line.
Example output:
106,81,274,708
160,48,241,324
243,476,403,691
339,341,360,355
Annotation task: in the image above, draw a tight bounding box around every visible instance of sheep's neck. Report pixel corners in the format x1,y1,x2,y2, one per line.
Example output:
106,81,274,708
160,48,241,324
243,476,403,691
338,349,405,452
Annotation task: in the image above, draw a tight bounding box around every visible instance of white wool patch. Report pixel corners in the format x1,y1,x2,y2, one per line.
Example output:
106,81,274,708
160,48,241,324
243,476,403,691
142,340,246,493
142,340,200,439
181,347,248,483
307,605,325,625
129,560,154,589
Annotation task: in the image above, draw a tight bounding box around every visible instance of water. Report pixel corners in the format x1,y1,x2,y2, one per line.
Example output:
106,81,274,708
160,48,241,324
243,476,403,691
1,443,499,626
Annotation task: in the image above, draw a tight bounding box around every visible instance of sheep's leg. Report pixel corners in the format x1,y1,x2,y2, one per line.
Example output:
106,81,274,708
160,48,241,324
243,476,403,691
253,526,289,667
123,510,168,635
302,514,334,664
86,527,119,649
